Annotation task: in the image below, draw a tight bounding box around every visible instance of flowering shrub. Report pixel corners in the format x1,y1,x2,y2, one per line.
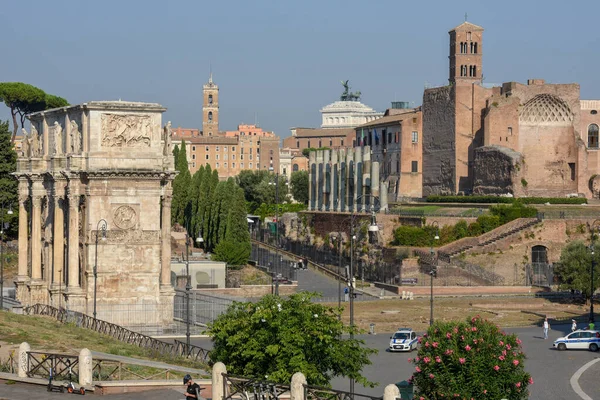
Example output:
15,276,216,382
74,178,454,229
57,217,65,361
409,316,532,399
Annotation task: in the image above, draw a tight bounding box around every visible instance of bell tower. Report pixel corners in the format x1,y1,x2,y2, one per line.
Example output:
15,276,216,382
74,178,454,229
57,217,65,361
202,73,219,136
449,21,483,85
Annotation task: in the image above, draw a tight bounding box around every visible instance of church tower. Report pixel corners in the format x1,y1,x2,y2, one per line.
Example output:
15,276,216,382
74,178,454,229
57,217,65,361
202,73,219,136
449,21,483,85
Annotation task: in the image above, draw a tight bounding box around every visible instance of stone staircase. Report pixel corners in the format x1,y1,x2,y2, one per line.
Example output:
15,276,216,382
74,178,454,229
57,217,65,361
438,218,539,258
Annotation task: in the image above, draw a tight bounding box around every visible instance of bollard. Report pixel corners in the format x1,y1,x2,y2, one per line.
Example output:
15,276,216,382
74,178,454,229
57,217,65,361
290,372,307,400
409,292,414,300
380,289,385,297
212,362,227,400
383,383,400,400
79,348,92,387
18,342,30,378
369,323,376,335
402,291,406,300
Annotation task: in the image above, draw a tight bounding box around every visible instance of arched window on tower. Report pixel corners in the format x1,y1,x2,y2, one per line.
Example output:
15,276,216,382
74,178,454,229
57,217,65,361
460,42,464,53
588,124,599,148
473,42,478,54
467,31,472,40
208,94,213,104
208,111,213,121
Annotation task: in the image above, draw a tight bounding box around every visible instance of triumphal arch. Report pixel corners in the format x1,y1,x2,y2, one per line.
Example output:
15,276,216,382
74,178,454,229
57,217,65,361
15,101,176,329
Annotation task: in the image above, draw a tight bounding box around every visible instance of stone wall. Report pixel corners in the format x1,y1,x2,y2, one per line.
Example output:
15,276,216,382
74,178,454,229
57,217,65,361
473,145,523,194
422,86,455,195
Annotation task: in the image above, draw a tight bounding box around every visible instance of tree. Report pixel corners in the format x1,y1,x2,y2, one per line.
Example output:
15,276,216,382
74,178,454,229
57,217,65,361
172,140,191,226
410,316,532,399
213,187,251,266
555,240,600,303
0,83,69,142
290,170,309,204
0,121,17,238
208,292,377,387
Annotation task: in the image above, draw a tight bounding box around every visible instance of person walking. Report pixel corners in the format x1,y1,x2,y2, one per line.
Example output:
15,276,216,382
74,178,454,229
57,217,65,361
183,374,204,399
543,317,549,339
572,319,578,332
589,320,596,331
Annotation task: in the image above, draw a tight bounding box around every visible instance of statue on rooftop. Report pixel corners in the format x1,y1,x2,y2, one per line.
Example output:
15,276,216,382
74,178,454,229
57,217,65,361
340,80,361,102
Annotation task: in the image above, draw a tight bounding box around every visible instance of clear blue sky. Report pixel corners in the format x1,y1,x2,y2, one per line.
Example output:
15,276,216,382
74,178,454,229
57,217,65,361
1,0,599,139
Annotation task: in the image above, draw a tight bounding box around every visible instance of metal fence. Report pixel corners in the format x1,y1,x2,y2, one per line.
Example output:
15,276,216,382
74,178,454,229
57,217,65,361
525,263,554,287
174,290,241,327
251,243,298,283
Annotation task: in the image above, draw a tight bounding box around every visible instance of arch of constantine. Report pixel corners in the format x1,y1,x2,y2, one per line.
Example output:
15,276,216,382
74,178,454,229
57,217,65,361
14,101,176,328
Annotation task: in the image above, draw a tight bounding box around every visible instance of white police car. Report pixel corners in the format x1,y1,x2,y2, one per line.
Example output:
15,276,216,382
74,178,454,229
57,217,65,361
553,330,600,352
389,328,418,352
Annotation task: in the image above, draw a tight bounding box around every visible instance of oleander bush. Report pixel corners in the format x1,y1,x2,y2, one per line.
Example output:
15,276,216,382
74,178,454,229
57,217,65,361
409,316,532,399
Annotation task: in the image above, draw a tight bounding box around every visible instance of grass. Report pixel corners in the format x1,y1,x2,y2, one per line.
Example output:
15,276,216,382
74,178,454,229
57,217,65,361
331,297,588,333
0,311,209,379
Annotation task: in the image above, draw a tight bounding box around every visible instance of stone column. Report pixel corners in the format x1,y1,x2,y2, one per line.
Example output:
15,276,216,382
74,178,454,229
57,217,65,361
331,150,338,211
161,194,172,286
53,195,65,284
64,114,71,155
78,348,92,386
353,147,361,212
372,161,380,210
212,362,227,400
316,150,324,211
42,116,49,157
30,194,43,280
308,152,316,211
345,150,352,212
67,191,80,289
321,150,329,211
383,384,400,400
82,111,89,153
17,190,29,279
18,342,31,378
290,372,307,400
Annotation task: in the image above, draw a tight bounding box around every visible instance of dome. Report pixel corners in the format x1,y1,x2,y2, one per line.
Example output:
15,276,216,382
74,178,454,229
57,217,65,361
519,94,574,125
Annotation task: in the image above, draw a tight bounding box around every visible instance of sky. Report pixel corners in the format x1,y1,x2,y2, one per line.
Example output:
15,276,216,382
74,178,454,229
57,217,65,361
1,0,600,139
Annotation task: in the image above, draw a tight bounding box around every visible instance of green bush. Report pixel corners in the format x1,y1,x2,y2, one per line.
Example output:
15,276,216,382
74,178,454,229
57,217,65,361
410,316,532,399
476,214,501,233
467,222,483,236
490,203,537,224
453,220,469,239
426,195,587,205
392,226,432,246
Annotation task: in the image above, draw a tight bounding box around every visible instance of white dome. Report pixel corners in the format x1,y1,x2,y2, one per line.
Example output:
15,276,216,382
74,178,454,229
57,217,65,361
320,101,376,113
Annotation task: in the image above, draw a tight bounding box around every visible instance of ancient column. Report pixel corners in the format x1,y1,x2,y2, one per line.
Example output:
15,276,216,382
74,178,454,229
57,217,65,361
321,150,329,211
17,186,29,279
42,116,49,157
52,194,65,284
67,191,80,289
372,161,380,210
30,194,42,280
161,193,172,286
316,150,324,211
308,152,316,211
345,149,353,212
353,147,362,212
330,150,338,211
362,147,371,212
380,181,389,212
82,111,89,153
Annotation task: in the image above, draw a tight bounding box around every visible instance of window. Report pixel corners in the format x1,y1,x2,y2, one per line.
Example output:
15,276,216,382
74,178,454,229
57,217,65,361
296,140,300,148
569,163,576,181
249,162,253,168
232,154,236,160
224,162,227,167
208,94,213,104
588,124,599,148
232,146,236,152
508,127,513,135
216,146,220,151
249,155,253,160
592,110,598,115
341,139,344,146
330,139,333,146
216,154,219,160
270,149,274,155
283,168,286,175
293,164,299,172
192,146,196,151
241,162,244,168
532,245,548,264
411,161,418,173
209,132,212,136
240,155,244,160
224,154,228,160
308,140,311,148
192,162,196,168
412,131,418,143
249,148,252,153
319,140,322,147
412,118,417,125
467,32,472,40
224,146,228,152
205,146,209,151
216,162,219,168
205,154,209,160
208,111,213,121
473,42,478,54
388,131,392,144
192,154,196,160
232,163,235,168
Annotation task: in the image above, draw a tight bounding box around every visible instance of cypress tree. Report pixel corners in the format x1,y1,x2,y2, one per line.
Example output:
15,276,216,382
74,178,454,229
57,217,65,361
172,140,191,228
214,187,251,266
190,165,205,237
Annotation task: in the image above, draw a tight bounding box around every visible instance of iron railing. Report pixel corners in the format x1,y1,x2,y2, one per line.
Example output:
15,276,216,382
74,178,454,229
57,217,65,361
223,373,291,400
304,384,382,400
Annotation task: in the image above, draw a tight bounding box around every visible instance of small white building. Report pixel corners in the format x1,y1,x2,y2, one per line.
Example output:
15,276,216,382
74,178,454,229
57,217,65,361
320,101,383,129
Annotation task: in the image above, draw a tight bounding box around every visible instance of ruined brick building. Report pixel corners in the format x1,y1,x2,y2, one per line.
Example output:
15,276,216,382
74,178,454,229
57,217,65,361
422,21,600,198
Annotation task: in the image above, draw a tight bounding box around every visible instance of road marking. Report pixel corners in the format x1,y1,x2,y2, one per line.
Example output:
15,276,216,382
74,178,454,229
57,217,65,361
570,357,600,400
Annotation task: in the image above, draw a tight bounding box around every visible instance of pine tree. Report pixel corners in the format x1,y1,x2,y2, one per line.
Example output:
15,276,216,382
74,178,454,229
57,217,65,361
0,121,17,238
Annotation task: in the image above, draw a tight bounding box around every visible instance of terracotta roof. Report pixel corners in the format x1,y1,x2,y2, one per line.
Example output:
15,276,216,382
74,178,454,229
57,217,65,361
449,21,484,32
355,109,420,129
291,128,355,138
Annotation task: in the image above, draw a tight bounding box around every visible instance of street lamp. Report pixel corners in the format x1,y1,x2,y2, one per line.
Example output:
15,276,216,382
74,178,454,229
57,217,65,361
589,220,600,324
349,203,379,397
0,203,13,311
93,219,107,320
333,233,343,320
429,221,440,326
185,230,204,354
269,168,287,296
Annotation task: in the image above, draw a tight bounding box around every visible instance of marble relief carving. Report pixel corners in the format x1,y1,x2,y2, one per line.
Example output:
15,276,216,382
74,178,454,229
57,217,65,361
53,121,63,155
70,120,81,153
113,205,137,230
101,114,152,148
21,128,30,157
30,125,40,157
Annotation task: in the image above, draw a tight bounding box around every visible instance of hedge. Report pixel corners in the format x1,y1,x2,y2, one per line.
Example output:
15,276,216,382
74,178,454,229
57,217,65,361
426,195,587,205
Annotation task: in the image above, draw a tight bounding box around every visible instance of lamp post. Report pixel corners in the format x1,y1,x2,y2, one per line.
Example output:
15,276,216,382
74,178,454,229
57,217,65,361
269,169,287,296
0,203,13,311
349,198,379,397
429,221,440,326
589,220,600,324
333,233,343,320
185,230,203,354
93,219,107,320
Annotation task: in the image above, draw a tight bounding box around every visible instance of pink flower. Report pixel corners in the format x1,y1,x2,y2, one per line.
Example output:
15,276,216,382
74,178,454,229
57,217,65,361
499,340,504,346
415,357,420,362
461,335,465,341
429,373,435,379
465,345,472,351
459,357,466,364
516,338,522,345
493,365,500,371
528,377,534,385
435,356,442,363
502,350,507,356
445,349,454,355
415,366,421,372
425,341,430,347
472,327,478,332
420,397,425,400
516,382,522,388
483,390,487,394
423,357,431,364
432,342,439,348
499,355,505,361
473,339,478,344
453,327,459,334
513,359,519,366
446,332,452,339
408,358,412,363
417,337,423,344
506,344,512,350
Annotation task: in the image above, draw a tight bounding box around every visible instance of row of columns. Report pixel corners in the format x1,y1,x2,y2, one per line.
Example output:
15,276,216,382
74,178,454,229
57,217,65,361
308,147,388,212
17,176,81,290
